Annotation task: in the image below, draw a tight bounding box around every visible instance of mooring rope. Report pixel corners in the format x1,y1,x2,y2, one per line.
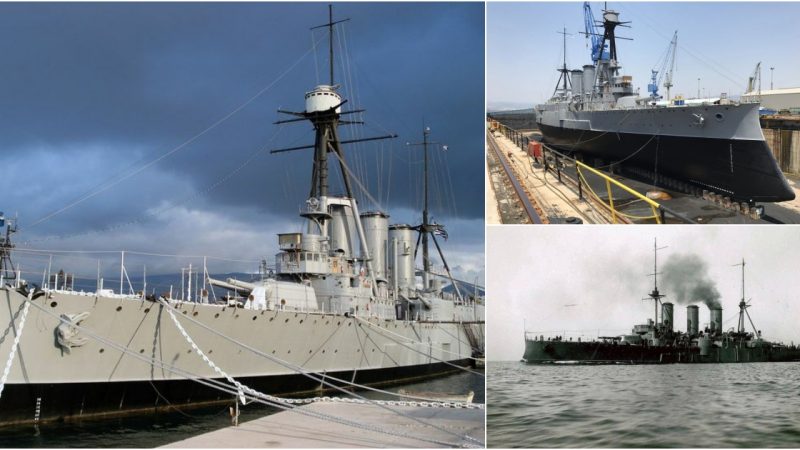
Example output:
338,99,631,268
157,299,484,444
157,299,484,407
18,295,481,448
354,316,485,377
0,291,32,399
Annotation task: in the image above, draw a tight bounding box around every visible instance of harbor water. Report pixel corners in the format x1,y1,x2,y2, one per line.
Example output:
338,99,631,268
0,369,483,448
488,361,800,448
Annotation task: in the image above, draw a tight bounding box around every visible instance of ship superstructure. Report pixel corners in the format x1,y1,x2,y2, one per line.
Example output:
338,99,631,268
0,6,484,427
523,240,799,364
534,2,794,203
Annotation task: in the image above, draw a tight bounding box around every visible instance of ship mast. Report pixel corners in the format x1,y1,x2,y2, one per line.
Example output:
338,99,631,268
0,213,17,283
270,5,397,296
407,126,462,300
734,258,759,335
647,238,667,326
552,27,572,98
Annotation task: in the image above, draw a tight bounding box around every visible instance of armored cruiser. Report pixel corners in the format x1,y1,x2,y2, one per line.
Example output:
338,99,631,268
0,7,484,426
523,241,800,364
534,3,794,203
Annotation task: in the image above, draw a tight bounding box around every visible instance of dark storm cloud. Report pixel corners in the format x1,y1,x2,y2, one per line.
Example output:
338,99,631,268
0,2,485,244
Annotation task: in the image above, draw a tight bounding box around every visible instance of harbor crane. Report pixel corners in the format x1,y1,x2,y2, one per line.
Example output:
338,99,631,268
746,61,762,95
648,30,678,101
582,2,608,63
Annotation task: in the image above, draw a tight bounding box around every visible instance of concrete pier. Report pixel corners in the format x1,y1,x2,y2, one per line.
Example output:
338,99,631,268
161,402,485,448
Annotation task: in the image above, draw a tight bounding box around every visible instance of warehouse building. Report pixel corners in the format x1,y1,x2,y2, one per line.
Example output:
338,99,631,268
742,87,800,112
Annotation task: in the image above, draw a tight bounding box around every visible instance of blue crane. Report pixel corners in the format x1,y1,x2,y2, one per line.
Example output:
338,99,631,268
583,2,608,63
648,31,678,101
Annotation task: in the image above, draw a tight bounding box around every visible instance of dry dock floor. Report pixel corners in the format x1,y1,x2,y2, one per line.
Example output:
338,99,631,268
161,402,484,448
489,129,800,224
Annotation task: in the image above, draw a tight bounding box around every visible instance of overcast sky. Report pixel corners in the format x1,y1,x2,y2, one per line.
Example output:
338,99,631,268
487,2,800,110
0,2,485,283
487,226,800,361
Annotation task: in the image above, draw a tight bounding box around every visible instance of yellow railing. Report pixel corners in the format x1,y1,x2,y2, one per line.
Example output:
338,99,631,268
574,161,663,224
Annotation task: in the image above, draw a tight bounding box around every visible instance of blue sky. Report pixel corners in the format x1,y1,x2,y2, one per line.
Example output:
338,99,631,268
488,2,800,110
0,2,485,283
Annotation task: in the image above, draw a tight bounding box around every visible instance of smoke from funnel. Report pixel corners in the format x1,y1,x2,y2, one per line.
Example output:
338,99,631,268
660,253,721,308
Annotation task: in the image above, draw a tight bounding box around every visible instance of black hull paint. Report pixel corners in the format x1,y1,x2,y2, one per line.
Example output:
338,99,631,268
0,359,472,427
523,340,800,365
538,123,795,202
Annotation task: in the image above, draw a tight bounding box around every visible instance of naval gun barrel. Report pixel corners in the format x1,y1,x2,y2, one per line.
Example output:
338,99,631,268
207,277,257,293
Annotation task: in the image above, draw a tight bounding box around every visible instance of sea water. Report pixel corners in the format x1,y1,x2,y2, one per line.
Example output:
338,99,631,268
488,361,800,448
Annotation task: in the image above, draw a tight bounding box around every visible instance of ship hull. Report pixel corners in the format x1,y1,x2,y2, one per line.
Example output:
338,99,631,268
523,339,800,364
0,288,483,426
536,103,795,202
0,359,472,426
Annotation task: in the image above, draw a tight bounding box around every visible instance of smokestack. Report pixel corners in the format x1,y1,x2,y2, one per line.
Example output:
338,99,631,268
661,302,674,332
709,307,723,334
687,305,699,336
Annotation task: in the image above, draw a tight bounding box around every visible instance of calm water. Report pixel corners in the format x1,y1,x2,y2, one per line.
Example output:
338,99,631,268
488,361,800,448
0,370,483,448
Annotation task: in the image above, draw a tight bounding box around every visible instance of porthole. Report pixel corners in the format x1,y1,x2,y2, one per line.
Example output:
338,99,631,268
715,113,724,122
182,310,187,315
193,311,198,317
116,306,122,312
299,320,304,324
99,348,105,353
144,308,150,313
285,318,290,323
214,313,219,318
252,316,257,321
50,301,58,308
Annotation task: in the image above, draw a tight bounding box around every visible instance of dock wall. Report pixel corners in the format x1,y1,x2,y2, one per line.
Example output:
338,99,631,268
487,111,538,131
762,116,800,175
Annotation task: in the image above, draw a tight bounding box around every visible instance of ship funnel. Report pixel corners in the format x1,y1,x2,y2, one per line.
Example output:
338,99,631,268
661,302,674,332
582,65,595,96
329,203,357,257
360,212,389,282
388,225,415,295
709,306,723,334
571,70,584,97
687,305,699,336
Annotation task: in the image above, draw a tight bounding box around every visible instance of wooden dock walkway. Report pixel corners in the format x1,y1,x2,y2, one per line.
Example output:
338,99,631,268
161,402,485,448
